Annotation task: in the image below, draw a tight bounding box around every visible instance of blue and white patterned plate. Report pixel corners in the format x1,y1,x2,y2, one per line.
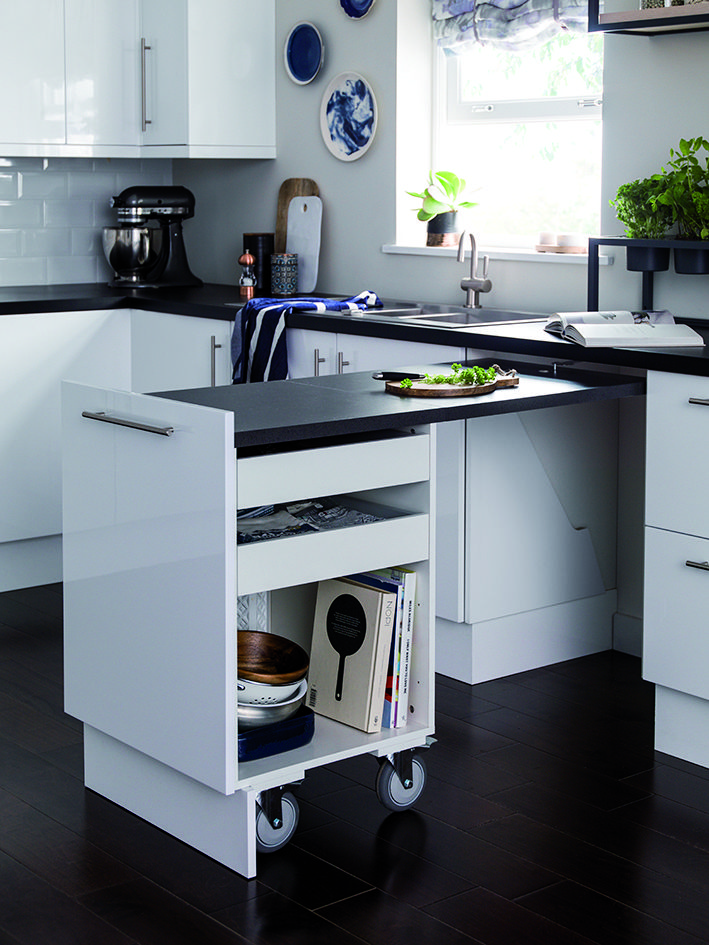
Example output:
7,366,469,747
284,22,324,85
339,0,377,18
320,72,377,162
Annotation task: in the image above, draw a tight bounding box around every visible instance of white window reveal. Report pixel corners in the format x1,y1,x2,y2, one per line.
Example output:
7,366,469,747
431,0,604,249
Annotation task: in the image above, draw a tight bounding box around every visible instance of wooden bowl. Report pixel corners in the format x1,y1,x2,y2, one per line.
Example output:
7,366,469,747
237,630,309,685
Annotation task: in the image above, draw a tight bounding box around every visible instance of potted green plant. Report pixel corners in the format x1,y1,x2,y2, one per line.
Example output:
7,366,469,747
609,176,673,272
652,136,709,274
407,171,477,247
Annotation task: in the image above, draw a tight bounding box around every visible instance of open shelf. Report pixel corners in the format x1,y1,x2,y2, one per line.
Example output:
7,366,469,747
589,0,709,32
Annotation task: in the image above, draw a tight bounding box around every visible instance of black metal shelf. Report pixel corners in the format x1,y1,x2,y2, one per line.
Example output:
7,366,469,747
588,236,709,310
588,0,709,33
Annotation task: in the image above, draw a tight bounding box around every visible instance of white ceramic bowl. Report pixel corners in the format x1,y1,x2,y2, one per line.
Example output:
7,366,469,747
237,676,303,705
237,679,308,729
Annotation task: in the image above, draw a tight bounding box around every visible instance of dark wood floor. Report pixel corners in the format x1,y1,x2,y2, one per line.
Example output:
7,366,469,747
2,584,709,944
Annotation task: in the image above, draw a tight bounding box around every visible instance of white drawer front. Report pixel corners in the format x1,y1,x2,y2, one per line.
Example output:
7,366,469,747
238,513,429,595
646,371,709,536
644,525,709,700
237,433,430,510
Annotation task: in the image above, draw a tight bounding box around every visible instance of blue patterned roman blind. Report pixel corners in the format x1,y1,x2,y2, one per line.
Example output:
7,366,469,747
432,0,588,51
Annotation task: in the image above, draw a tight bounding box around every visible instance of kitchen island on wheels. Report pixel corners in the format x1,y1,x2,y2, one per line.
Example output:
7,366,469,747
61,361,643,878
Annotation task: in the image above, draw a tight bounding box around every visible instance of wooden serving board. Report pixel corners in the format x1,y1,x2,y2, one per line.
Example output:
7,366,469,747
275,178,319,253
384,366,519,398
385,379,498,398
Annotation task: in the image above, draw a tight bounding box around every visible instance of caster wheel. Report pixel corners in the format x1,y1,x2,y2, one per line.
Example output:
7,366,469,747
255,791,299,853
375,755,427,811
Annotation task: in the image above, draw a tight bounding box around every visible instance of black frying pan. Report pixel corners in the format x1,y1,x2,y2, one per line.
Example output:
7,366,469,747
326,593,367,701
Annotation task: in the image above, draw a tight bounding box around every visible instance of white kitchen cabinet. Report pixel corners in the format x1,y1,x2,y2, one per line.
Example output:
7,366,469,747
286,327,465,378
644,370,709,767
0,2,65,148
130,311,233,392
62,381,435,877
436,399,620,684
65,0,142,147
0,311,131,591
0,307,233,593
4,0,275,157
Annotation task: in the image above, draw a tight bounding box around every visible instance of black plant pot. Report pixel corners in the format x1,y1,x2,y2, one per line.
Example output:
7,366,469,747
625,244,670,273
426,211,459,247
673,245,709,274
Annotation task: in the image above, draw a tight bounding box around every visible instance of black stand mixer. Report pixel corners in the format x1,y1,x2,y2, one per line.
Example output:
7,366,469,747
103,185,203,288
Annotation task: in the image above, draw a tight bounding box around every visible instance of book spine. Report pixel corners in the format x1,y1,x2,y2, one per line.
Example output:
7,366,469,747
366,590,397,732
395,572,417,728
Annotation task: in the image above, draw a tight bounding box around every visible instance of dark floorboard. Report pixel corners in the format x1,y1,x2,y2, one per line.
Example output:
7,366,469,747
2,583,709,944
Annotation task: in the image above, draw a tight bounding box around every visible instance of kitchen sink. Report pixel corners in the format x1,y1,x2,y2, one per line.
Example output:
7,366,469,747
368,302,548,327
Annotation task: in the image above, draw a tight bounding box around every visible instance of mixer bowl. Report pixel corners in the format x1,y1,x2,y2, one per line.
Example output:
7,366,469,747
102,225,163,283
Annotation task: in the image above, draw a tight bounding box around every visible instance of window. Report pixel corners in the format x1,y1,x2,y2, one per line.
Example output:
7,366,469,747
435,31,604,247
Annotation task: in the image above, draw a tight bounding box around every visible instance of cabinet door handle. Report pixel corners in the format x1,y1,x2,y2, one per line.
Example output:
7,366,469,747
211,335,222,387
141,38,152,132
337,351,350,374
82,410,173,437
313,348,326,376
688,397,709,407
686,559,709,571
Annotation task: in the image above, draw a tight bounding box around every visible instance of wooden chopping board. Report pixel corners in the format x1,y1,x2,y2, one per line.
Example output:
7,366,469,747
275,178,319,253
385,379,499,398
286,195,322,294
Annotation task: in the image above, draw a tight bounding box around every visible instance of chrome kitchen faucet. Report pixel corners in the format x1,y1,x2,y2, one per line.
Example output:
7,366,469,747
458,231,492,309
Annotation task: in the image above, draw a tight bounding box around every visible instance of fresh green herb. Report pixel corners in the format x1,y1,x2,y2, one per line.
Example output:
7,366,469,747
422,363,497,386
400,377,413,389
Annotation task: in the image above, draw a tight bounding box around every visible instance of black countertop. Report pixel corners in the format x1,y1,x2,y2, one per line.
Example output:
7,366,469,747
5,281,709,378
154,360,646,449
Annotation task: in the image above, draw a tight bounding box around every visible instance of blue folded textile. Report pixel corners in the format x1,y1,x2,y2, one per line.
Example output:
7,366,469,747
231,291,382,383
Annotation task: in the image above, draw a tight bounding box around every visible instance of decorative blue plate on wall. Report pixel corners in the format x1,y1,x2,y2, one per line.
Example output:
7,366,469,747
339,0,377,18
284,22,324,85
320,72,377,162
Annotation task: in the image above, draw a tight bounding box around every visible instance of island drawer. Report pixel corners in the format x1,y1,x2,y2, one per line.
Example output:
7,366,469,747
646,371,709,537
644,524,709,701
237,431,430,510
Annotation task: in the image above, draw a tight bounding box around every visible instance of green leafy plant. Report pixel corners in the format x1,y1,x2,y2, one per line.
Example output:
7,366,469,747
422,363,496,386
610,177,673,239
407,171,477,223
652,137,709,240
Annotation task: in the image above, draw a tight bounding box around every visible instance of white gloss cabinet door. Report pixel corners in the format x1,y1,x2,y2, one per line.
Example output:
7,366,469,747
646,370,709,537
186,0,276,152
336,336,465,375
644,526,709,702
0,311,131,544
65,0,141,146
62,382,237,794
286,329,337,378
130,312,234,392
0,2,65,146
141,0,188,145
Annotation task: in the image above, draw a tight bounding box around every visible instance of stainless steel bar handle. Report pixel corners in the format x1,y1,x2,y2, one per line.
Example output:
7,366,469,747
688,397,709,406
210,336,222,387
82,411,173,437
337,351,350,374
141,38,152,132
313,348,326,376
686,559,709,571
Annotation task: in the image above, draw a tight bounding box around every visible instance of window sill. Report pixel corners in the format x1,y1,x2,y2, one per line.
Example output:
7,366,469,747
381,244,615,265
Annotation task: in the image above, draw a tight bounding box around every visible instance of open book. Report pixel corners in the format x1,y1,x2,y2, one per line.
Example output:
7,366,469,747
544,310,705,348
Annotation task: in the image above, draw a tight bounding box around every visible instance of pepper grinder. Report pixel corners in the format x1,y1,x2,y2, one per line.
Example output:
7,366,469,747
238,249,256,300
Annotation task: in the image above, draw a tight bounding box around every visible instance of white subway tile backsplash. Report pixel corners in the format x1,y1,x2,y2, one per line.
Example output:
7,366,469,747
0,157,172,287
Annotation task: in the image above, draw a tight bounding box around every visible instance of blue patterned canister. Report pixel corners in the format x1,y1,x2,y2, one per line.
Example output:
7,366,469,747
271,253,298,296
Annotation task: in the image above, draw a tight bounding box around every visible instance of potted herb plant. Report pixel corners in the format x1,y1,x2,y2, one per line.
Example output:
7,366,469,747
652,136,709,274
407,171,477,247
609,176,673,272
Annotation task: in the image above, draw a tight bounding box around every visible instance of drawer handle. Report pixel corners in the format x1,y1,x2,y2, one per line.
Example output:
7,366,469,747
82,410,174,437
688,397,709,406
686,559,709,571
